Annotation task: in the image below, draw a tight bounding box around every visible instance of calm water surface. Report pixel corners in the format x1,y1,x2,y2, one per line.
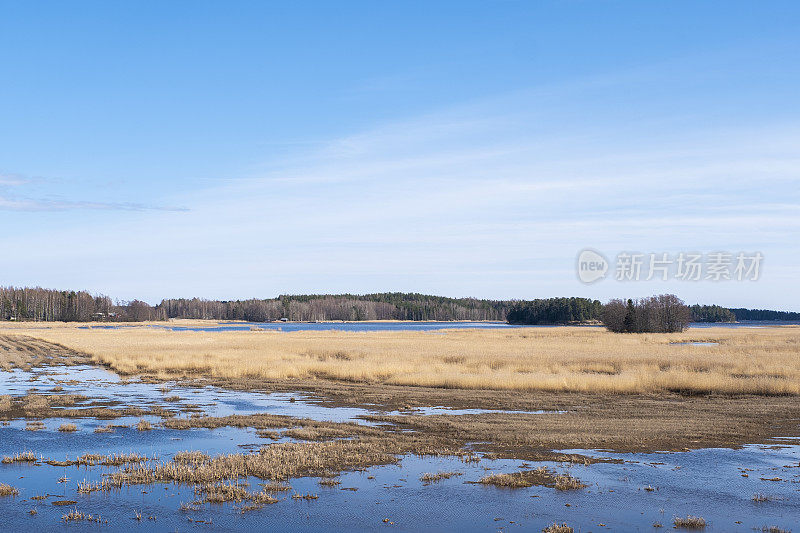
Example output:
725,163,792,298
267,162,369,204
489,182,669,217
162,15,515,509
75,320,800,333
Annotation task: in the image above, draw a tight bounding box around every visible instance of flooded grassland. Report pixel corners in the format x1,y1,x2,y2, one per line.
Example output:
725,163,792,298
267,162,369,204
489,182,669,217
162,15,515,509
0,324,799,531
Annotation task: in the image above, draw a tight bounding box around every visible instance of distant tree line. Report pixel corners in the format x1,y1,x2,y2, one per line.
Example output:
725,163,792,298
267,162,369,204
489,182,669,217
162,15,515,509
0,286,165,322
689,305,800,322
689,304,736,323
159,293,511,322
729,308,800,321
1,285,798,325
506,297,602,325
0,287,511,322
602,294,692,333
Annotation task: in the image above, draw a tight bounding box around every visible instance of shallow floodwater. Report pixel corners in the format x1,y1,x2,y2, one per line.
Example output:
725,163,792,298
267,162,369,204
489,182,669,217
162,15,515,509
81,321,536,333
1,366,799,531
0,366,545,424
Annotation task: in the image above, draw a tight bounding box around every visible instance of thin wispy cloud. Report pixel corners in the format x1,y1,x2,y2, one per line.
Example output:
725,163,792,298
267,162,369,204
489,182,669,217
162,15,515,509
0,195,188,212
0,171,188,211
0,173,30,186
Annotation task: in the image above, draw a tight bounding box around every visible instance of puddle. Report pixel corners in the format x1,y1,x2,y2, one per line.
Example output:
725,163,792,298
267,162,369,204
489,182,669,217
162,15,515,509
1,366,552,426
671,341,720,346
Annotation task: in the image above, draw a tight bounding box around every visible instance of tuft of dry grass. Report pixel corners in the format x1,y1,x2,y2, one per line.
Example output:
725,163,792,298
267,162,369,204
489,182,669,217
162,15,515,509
5,324,800,395
2,451,37,464
554,473,587,490
46,452,148,468
261,481,292,492
0,483,19,497
195,482,278,505
57,423,77,432
76,479,114,494
136,419,153,431
174,451,210,464
291,492,319,500
542,524,573,533
673,515,707,529
420,471,463,484
478,467,585,490
179,501,201,512
62,509,105,523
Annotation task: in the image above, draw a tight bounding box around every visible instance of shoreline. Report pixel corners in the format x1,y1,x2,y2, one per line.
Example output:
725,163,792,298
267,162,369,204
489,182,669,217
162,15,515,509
1,335,799,456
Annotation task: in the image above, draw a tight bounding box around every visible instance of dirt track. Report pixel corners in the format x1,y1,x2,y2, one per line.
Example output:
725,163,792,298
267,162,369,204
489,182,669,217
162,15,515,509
0,334,88,370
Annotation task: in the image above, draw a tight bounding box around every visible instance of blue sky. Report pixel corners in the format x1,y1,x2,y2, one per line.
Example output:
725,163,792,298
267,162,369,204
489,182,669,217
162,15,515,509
1,1,799,309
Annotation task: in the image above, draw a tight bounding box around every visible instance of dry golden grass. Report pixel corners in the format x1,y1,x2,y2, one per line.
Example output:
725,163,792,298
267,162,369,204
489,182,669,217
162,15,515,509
3,323,800,394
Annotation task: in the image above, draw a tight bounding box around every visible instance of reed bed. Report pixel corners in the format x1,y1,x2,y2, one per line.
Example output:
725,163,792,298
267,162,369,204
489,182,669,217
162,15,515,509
4,324,800,395
106,436,448,487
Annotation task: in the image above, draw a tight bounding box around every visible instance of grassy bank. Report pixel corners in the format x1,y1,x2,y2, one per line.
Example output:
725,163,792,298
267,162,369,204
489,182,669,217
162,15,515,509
2,323,799,395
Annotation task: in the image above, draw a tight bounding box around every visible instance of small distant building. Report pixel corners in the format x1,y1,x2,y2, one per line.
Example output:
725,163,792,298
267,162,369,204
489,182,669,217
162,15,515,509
91,312,118,321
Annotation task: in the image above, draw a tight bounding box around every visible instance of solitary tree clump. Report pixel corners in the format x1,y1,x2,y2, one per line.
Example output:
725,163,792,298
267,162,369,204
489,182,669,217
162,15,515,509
602,294,691,333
